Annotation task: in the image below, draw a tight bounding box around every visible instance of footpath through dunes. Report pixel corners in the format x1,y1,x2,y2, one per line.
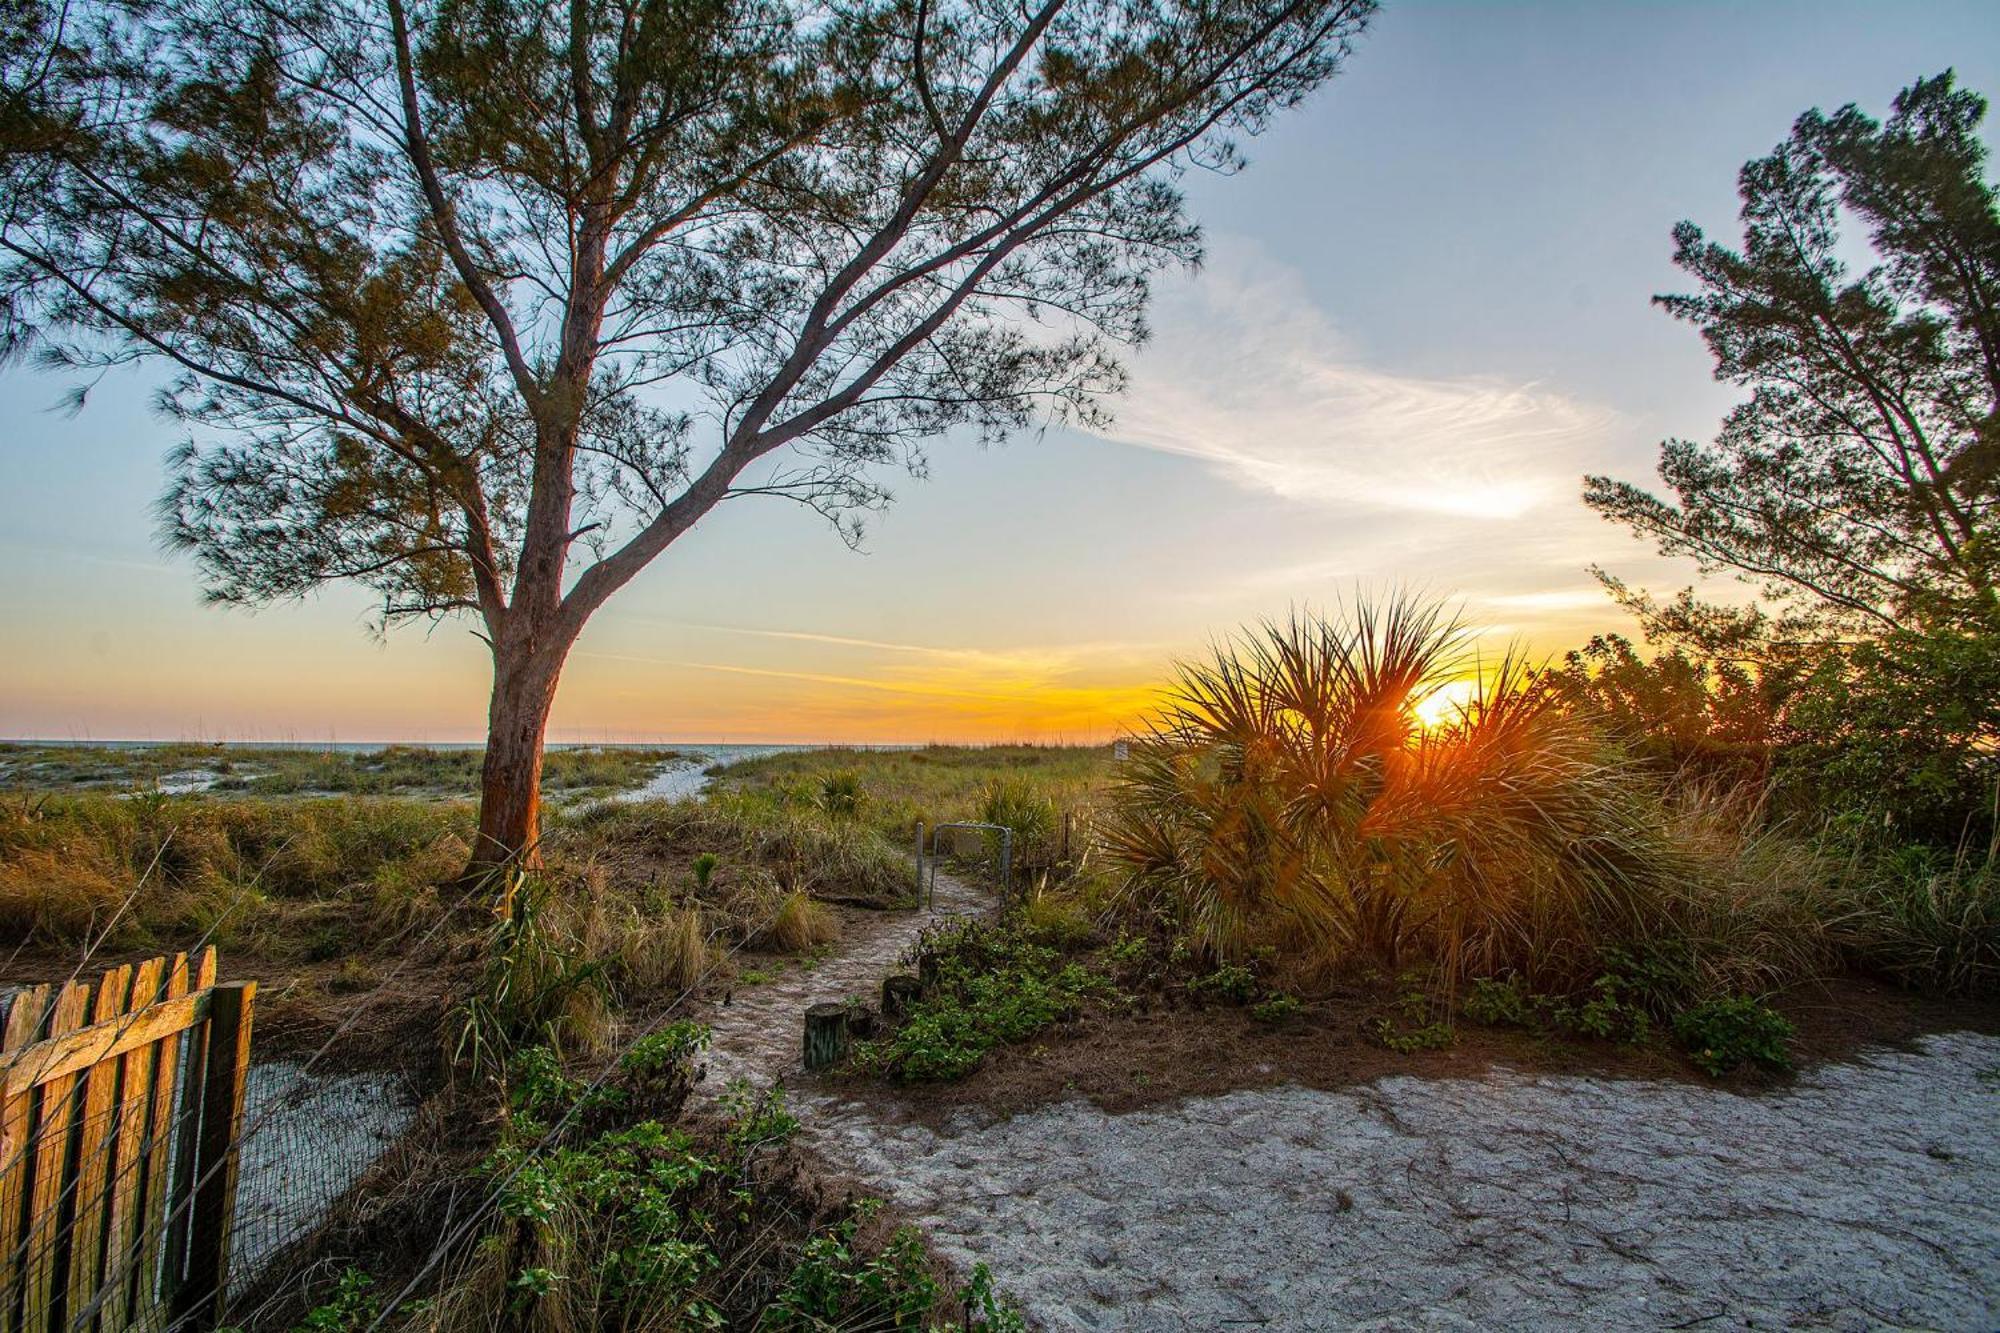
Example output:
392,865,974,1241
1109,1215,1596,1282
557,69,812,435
691,865,994,1098
686,875,2000,1331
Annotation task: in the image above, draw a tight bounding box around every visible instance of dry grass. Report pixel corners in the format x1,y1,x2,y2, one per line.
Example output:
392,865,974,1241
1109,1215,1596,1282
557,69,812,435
0,792,470,954
755,890,841,955
614,907,711,994
555,797,913,911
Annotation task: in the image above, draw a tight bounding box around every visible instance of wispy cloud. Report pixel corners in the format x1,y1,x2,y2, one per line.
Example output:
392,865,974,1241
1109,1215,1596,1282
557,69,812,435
1100,240,1618,520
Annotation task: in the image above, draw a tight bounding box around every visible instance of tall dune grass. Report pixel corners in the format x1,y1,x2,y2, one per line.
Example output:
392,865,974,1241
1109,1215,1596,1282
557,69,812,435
0,792,469,952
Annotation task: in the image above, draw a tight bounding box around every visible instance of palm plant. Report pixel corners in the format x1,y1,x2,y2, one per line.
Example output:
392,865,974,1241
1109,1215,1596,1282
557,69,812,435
1102,598,1670,987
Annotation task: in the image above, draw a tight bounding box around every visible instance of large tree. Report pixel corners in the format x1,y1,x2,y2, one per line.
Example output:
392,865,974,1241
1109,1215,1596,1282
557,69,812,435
1585,73,2000,841
1,0,1375,869
1586,72,2000,651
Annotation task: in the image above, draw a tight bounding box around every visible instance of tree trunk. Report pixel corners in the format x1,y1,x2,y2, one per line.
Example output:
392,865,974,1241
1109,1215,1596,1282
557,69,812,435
467,647,565,877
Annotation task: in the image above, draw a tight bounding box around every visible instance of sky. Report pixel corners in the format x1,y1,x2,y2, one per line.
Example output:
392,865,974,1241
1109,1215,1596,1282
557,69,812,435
3,0,1999,744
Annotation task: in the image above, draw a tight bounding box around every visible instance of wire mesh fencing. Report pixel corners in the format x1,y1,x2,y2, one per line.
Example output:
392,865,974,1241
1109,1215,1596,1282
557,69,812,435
224,1063,416,1294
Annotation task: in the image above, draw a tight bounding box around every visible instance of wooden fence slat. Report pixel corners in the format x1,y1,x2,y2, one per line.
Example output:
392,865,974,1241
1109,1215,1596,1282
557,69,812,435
162,948,216,1312
0,984,51,1328
23,979,91,1333
132,953,190,1333
171,981,254,1330
0,992,215,1099
65,964,134,1333
102,957,164,1333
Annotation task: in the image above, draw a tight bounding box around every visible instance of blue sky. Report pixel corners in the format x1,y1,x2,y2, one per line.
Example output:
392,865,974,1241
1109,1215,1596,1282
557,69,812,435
3,0,1997,741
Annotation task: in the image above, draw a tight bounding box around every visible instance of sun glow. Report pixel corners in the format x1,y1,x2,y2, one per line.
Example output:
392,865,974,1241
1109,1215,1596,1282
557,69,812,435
1410,678,1479,731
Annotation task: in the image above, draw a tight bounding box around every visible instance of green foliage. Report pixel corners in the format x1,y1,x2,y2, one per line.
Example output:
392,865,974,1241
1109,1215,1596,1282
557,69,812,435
1585,73,2000,847
1779,627,2000,845
1188,963,1258,1004
457,875,611,1075
980,778,1059,865
956,1265,1030,1333
1101,599,1675,989
1815,848,2000,996
761,1203,1025,1332
295,1267,380,1332
485,1117,730,1324
1369,977,1454,1052
1587,73,2000,648
1249,993,1302,1024
1463,972,1653,1045
463,1041,1011,1331
859,918,1108,1082
1464,944,1699,1044
761,1203,939,1330
719,1080,802,1159
815,771,867,819
1674,998,1795,1076
1465,950,1793,1075
1545,635,1776,787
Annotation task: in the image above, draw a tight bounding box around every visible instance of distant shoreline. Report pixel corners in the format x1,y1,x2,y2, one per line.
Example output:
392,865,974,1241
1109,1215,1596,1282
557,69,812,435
0,738,1035,751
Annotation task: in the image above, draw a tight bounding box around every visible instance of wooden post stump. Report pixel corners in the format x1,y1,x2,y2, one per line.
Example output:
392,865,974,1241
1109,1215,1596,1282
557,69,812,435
803,1003,850,1071
881,973,922,1018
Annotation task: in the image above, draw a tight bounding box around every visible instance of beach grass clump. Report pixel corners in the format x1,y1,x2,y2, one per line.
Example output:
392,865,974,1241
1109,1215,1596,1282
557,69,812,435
757,889,841,955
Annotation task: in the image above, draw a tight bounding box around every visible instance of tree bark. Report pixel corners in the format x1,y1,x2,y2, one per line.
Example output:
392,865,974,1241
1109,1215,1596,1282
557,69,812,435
467,643,566,877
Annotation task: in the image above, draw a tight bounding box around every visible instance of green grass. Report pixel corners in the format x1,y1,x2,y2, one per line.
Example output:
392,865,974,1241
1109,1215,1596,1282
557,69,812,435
708,744,1115,863
0,742,678,801
562,794,917,910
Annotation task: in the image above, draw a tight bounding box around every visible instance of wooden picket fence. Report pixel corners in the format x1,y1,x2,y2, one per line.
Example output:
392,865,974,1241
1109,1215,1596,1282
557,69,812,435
0,949,254,1332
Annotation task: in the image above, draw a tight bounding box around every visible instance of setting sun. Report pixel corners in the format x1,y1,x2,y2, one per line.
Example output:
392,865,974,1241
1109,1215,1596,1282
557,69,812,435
1411,678,1479,730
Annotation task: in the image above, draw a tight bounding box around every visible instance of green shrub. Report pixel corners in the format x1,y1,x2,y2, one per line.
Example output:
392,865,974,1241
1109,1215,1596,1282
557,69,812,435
1674,998,1794,1076
445,1047,1012,1332
1370,978,1454,1052
1818,849,2000,996
1100,599,1675,988
762,1202,939,1330
1461,955,1663,1045
1250,993,1301,1023
1188,962,1257,1004
980,778,1059,863
816,770,866,818
859,918,1108,1082
296,1267,380,1332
